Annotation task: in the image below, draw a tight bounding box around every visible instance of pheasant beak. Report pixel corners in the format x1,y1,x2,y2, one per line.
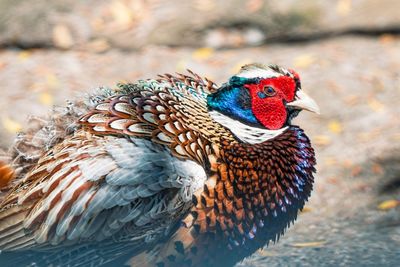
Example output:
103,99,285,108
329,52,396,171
287,90,320,114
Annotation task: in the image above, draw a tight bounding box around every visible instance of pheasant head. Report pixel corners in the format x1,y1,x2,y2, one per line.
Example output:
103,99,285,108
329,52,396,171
207,63,319,143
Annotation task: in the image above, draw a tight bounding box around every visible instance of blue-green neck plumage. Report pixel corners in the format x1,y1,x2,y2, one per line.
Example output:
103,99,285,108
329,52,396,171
207,77,261,127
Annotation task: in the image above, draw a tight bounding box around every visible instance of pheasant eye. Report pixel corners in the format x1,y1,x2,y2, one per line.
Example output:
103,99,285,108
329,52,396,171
263,86,276,96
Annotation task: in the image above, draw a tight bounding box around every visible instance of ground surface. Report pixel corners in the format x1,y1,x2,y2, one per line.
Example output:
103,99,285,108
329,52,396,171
0,35,399,266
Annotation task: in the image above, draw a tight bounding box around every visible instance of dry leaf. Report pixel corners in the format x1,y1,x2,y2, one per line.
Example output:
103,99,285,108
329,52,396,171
301,206,312,213
39,92,54,106
336,0,352,16
290,241,326,248
18,50,32,61
328,120,342,134
2,117,22,133
193,47,214,60
379,34,396,45
110,0,134,27
378,200,399,210
367,98,385,112
293,54,315,69
314,135,331,146
52,24,74,49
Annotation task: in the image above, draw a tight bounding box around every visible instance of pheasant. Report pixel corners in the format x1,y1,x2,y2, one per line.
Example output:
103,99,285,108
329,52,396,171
0,63,319,267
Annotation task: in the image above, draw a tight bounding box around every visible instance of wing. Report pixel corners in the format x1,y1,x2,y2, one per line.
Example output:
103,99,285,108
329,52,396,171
79,72,236,166
0,130,207,252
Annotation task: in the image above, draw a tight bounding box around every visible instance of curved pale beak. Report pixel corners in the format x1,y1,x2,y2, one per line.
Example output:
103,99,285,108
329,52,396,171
286,90,320,114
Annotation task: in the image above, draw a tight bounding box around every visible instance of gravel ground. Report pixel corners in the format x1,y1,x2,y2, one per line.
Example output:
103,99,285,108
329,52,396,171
0,35,399,266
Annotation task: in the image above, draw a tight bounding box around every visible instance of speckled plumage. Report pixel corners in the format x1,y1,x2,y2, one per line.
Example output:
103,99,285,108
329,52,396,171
0,65,317,267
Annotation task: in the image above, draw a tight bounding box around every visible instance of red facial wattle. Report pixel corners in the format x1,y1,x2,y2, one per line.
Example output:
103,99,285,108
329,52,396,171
245,76,297,130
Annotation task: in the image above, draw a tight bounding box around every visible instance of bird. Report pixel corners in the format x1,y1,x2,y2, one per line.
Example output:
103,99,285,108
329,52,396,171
0,63,319,267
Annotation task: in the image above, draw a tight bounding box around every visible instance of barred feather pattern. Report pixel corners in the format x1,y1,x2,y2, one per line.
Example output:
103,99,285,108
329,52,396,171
0,70,316,267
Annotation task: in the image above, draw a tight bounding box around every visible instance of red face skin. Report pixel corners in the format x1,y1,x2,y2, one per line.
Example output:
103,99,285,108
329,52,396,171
244,76,297,130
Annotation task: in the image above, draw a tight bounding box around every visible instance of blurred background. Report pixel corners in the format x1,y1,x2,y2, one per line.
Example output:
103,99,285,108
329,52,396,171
0,0,399,266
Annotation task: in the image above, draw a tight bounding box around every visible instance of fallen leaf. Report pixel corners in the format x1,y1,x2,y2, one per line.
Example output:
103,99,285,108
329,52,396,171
193,47,214,60
290,241,326,248
293,54,315,69
379,34,396,45
314,135,331,146
367,98,385,112
39,92,54,106
378,200,399,210
110,0,134,27
328,120,342,134
301,206,312,213
18,50,32,61
2,117,22,133
336,0,352,16
52,24,74,49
